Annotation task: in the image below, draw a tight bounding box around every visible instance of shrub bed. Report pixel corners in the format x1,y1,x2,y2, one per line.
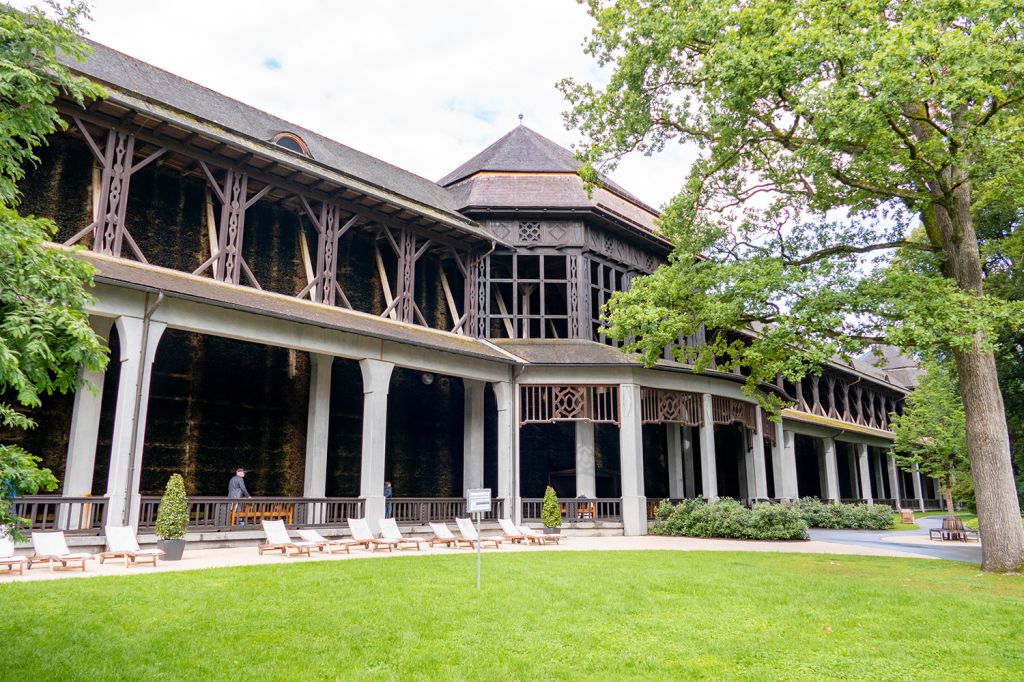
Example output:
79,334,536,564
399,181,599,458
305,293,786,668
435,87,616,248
791,498,894,530
651,498,808,541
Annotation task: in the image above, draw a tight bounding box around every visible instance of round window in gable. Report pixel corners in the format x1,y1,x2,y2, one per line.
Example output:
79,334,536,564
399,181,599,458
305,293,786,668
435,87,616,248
272,132,312,158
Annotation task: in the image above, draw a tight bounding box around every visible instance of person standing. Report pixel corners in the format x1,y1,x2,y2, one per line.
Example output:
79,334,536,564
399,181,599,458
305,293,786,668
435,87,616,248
383,480,393,519
228,468,251,525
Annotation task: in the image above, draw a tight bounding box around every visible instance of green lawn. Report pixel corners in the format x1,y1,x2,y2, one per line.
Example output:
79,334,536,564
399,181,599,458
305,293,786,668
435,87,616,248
2,551,1023,680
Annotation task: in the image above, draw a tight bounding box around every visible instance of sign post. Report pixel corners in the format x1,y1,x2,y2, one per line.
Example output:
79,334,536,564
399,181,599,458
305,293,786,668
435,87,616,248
466,488,492,590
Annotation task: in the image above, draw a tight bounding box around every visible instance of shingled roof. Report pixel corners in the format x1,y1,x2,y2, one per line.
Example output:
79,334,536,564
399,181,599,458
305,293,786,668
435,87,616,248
439,125,657,213
66,40,470,226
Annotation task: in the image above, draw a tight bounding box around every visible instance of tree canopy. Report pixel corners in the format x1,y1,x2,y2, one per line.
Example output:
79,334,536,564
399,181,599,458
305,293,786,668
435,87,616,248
890,362,969,514
0,2,106,538
562,0,1024,570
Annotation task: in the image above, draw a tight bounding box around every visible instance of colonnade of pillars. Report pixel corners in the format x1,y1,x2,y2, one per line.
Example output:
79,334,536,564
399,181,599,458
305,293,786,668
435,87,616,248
60,314,518,534
59,314,930,539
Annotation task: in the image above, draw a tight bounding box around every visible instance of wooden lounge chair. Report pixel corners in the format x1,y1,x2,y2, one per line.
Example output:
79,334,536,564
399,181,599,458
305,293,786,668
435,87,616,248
455,517,502,549
98,525,165,567
348,518,400,551
0,532,27,575
519,525,562,545
296,528,352,554
428,522,466,548
498,518,529,544
29,531,93,572
258,519,319,557
928,516,980,542
379,518,423,550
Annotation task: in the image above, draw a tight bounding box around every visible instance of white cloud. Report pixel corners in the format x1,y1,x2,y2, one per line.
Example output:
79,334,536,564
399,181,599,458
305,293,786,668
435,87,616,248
25,0,698,209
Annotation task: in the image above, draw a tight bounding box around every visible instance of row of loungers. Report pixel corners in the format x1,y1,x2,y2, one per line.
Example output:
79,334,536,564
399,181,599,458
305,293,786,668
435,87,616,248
0,517,564,575
0,526,164,575
260,518,562,557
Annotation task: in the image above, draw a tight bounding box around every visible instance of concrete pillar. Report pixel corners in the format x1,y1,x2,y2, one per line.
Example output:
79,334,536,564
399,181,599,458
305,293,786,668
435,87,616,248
886,453,902,507
780,429,799,500
682,426,696,498
63,316,114,498
618,383,646,535
492,381,515,521
857,443,873,503
699,393,718,501
740,429,753,502
822,437,840,502
912,466,925,511
873,450,885,498
358,359,393,532
666,424,684,499
770,420,785,499
751,417,768,501
575,420,597,498
303,353,333,500
462,379,486,496
105,315,166,528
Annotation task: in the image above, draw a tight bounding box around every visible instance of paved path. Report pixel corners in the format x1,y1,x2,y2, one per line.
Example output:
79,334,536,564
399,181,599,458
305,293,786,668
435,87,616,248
809,514,982,563
1,530,957,584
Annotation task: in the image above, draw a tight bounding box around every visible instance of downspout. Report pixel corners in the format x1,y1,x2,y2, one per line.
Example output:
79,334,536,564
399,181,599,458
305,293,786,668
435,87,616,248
123,291,164,524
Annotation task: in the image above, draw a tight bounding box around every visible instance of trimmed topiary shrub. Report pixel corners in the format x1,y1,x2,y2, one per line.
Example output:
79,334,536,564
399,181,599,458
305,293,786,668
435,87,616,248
155,473,188,540
541,485,562,529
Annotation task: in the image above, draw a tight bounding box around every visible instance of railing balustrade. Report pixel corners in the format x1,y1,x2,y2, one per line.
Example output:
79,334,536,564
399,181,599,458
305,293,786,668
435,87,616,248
521,497,622,522
901,498,923,510
389,497,504,525
8,496,108,535
875,498,898,509
137,497,364,532
646,498,686,520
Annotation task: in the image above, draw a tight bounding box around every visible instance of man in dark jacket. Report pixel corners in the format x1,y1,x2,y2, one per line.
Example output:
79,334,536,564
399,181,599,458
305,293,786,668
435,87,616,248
228,468,251,498
228,468,250,526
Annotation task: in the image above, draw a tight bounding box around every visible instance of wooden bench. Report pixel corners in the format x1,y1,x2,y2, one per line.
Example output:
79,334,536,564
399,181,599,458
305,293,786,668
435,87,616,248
929,516,979,542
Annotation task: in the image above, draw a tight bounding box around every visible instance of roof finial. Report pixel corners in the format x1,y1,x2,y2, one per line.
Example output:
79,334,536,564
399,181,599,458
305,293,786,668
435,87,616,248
518,113,524,126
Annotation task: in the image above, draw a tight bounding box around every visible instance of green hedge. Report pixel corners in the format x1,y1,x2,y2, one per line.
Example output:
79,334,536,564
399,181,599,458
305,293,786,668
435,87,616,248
791,498,894,530
651,498,808,541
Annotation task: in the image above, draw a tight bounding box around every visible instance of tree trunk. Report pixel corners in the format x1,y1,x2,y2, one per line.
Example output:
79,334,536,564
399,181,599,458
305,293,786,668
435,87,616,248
943,481,955,519
954,344,1024,570
934,172,1024,571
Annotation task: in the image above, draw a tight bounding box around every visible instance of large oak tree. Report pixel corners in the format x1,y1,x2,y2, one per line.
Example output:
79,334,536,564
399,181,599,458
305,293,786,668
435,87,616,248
562,0,1024,570
0,2,106,537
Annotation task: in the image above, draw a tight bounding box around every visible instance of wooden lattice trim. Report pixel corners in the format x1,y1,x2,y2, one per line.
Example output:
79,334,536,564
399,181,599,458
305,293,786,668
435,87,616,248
519,385,619,426
640,388,703,426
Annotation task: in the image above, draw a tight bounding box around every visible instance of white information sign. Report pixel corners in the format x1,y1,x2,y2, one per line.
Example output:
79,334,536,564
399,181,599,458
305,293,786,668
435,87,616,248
466,488,492,513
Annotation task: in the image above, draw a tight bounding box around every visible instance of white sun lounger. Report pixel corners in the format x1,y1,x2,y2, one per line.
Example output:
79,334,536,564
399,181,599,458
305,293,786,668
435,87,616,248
0,532,27,575
258,519,319,557
428,522,467,548
296,528,352,554
98,525,165,567
379,518,423,550
348,518,399,551
519,525,562,544
29,531,93,572
455,517,502,549
498,518,529,544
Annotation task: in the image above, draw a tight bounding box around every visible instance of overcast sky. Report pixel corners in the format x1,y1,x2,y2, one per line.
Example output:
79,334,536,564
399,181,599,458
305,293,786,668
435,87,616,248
29,0,696,209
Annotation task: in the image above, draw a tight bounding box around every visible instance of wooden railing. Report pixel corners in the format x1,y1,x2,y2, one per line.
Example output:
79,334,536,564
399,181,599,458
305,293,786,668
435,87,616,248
389,497,504,525
875,498,898,509
138,497,364,532
646,498,686,520
8,496,108,535
521,497,622,522
839,498,868,505
902,498,923,510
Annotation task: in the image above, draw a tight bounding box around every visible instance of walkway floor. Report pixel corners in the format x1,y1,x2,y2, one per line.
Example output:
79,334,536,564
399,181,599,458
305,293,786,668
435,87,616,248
809,513,982,564
1,525,971,583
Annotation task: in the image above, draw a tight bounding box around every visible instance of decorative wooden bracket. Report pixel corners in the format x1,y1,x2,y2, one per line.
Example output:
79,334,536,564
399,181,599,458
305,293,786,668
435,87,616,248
63,119,166,262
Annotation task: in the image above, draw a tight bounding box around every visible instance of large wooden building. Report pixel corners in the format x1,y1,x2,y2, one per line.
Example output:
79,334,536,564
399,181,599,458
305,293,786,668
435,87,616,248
7,40,943,539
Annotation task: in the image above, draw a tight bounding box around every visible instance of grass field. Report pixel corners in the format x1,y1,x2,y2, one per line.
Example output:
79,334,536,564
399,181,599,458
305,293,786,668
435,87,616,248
2,551,1023,680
